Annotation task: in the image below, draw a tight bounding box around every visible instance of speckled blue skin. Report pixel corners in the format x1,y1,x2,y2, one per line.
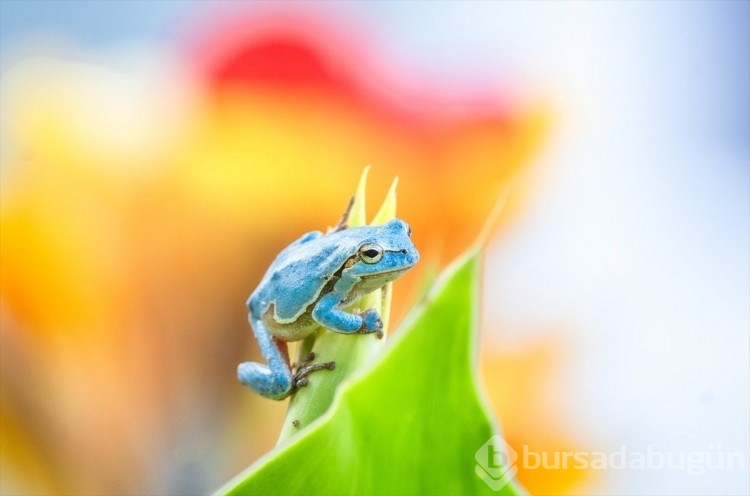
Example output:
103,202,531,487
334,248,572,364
238,218,419,400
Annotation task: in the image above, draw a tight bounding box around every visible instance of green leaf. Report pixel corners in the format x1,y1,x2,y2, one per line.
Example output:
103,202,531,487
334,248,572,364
219,248,526,496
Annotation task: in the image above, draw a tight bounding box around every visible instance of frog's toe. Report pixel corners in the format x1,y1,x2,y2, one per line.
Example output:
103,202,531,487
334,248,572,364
291,358,336,393
359,309,383,334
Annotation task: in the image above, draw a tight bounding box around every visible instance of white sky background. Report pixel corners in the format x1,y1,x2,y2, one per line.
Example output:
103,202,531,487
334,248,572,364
2,1,748,494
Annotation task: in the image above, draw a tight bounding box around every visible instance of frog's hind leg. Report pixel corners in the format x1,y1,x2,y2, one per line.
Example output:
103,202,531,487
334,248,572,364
237,316,294,400
291,352,336,388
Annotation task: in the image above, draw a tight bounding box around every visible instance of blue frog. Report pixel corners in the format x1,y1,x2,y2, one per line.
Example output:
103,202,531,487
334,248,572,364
238,200,419,400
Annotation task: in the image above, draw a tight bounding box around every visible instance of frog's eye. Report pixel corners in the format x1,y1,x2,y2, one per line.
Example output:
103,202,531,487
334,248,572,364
358,243,383,264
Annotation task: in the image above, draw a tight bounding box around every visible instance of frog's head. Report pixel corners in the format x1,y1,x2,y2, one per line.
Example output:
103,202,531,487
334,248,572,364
343,219,419,290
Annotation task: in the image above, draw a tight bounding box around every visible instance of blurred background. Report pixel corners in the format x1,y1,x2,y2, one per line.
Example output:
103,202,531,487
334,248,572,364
0,1,747,495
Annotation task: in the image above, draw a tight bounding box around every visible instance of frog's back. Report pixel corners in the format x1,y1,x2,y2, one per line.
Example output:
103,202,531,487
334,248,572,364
248,230,358,322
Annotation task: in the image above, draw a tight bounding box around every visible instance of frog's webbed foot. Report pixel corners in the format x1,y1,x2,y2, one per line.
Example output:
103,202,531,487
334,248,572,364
331,196,355,232
356,309,384,339
292,352,336,390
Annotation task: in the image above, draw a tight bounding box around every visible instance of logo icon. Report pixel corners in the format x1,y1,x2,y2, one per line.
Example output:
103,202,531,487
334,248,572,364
475,435,519,491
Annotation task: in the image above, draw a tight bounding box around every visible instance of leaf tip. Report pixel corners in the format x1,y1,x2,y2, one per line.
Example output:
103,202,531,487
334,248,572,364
475,189,513,249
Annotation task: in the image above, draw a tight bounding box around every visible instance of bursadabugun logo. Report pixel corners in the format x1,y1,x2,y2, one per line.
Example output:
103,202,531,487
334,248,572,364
475,435,519,491
474,435,746,492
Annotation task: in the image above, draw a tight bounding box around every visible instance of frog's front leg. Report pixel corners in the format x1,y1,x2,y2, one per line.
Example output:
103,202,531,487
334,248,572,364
312,292,384,339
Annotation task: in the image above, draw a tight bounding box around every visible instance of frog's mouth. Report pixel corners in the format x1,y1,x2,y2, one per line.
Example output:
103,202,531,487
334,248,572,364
352,266,411,293
366,258,417,277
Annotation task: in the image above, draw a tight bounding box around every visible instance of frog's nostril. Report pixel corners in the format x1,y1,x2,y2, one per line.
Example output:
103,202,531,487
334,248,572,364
400,249,407,254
